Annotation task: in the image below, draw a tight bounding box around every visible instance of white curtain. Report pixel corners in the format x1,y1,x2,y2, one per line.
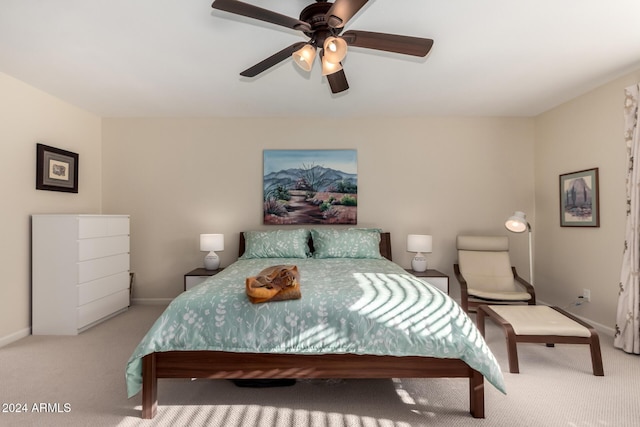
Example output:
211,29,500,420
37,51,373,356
615,84,640,354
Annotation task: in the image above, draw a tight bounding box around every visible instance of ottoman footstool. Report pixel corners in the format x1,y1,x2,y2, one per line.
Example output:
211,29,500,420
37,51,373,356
476,304,604,376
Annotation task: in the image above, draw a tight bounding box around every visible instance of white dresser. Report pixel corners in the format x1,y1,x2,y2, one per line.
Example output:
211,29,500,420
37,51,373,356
32,214,130,335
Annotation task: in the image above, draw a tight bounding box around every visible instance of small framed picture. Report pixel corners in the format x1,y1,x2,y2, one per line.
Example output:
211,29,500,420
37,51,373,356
36,143,79,193
559,168,599,227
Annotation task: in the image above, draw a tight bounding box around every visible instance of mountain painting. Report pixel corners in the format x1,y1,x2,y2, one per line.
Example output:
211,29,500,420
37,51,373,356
263,150,357,225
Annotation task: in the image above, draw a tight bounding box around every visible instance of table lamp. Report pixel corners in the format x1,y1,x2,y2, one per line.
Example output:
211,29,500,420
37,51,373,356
407,234,432,272
200,234,224,270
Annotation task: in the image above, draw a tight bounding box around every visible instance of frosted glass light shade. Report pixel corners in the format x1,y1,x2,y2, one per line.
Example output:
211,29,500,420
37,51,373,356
505,211,528,233
200,234,224,270
323,36,348,63
292,44,316,72
321,57,343,76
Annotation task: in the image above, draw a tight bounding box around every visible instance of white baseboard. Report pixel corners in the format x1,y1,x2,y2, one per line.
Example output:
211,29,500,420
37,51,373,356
0,327,31,348
131,298,172,306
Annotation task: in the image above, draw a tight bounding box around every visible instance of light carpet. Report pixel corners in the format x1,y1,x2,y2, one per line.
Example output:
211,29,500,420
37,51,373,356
1,305,639,427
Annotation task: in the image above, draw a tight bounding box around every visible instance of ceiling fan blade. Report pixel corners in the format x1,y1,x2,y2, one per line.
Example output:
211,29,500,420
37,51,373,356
240,42,307,77
212,0,311,33
342,30,433,57
326,69,349,94
325,0,369,28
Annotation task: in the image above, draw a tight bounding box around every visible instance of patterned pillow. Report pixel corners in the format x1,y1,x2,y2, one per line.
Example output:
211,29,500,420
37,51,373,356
311,229,382,259
240,229,311,259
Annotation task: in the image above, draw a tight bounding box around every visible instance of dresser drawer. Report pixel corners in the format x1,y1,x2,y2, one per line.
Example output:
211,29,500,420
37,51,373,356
78,216,129,239
78,253,129,283
79,217,108,239
78,271,130,305
77,289,129,329
78,235,129,261
107,216,129,236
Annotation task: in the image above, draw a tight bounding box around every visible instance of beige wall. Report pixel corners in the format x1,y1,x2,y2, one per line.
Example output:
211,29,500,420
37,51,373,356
0,72,102,343
102,117,535,301
5,66,636,343
534,69,640,330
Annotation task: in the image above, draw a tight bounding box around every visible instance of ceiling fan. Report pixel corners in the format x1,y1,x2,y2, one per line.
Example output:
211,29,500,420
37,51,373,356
211,0,434,94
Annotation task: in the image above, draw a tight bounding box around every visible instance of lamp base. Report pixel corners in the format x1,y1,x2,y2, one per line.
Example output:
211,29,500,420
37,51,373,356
411,254,428,272
204,252,220,270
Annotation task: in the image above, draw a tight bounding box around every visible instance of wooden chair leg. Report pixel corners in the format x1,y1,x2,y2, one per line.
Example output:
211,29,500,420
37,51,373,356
504,328,520,373
589,334,605,376
550,306,605,376
476,306,486,337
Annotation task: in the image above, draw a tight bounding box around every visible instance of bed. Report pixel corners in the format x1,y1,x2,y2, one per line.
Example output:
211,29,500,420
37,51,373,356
126,229,505,419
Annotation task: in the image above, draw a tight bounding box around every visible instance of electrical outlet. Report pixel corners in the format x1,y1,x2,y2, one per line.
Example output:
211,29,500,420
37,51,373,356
583,288,591,302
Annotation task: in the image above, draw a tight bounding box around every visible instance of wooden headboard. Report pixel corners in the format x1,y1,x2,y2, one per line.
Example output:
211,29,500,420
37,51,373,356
238,231,393,261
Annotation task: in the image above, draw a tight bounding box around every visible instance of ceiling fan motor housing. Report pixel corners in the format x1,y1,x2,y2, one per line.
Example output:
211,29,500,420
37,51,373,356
299,2,342,44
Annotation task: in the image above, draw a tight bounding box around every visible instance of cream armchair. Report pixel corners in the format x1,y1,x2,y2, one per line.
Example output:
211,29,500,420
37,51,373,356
454,235,536,313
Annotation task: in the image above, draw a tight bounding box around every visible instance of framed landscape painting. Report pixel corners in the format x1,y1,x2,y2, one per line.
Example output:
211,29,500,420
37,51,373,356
263,149,357,225
559,168,599,227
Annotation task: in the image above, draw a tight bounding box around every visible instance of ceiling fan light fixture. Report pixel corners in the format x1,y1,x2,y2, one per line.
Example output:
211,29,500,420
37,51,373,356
323,36,348,63
321,57,343,76
292,44,316,72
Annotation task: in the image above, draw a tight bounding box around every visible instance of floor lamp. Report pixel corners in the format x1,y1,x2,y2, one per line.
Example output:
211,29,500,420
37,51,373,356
505,211,533,285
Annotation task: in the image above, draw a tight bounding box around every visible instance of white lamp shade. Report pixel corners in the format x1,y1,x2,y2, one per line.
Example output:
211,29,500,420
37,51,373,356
505,211,528,233
292,44,316,72
407,234,433,253
321,56,343,76
323,36,348,63
200,234,224,251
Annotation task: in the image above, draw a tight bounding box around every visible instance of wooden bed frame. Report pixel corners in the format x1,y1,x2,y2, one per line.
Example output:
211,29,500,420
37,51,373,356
140,232,486,419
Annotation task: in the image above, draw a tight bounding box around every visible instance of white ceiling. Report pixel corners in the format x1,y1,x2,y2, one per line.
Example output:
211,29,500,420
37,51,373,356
1,0,639,118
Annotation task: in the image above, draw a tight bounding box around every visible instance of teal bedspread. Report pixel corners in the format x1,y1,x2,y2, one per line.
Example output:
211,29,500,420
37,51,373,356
126,258,505,397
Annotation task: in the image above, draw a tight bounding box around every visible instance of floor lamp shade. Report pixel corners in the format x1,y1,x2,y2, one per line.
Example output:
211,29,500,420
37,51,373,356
505,211,529,233
200,234,224,270
407,234,432,272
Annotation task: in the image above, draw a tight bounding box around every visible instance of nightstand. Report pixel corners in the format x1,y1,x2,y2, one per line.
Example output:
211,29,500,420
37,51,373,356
184,268,223,291
405,269,449,294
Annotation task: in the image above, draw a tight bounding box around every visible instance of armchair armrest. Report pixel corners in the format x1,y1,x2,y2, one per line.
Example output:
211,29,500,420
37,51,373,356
512,266,536,305
453,263,469,312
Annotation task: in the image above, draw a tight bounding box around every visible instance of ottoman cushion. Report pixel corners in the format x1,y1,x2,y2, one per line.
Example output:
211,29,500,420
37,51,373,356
489,305,591,337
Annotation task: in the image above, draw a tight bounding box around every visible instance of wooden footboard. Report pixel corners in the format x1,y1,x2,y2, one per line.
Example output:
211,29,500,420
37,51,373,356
141,351,484,419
